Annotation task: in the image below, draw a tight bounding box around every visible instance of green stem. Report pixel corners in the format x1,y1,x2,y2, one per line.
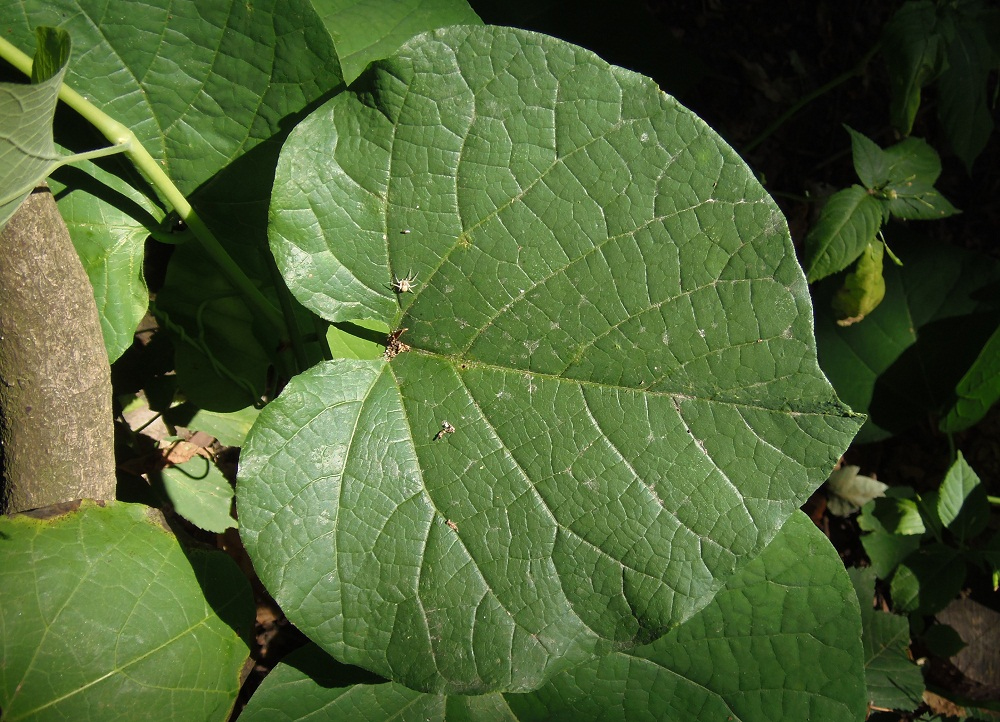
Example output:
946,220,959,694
0,35,287,339
744,42,882,154
0,143,131,208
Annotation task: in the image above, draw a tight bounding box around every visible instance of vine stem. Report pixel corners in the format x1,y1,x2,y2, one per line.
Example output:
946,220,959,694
743,42,882,154
0,34,287,339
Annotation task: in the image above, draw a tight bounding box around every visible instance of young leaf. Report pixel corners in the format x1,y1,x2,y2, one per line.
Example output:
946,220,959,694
846,125,890,189
881,136,958,220
28,25,71,83
241,25,863,694
803,185,884,283
239,514,867,722
936,452,989,543
831,239,887,326
940,322,1000,433
850,567,925,712
0,501,253,721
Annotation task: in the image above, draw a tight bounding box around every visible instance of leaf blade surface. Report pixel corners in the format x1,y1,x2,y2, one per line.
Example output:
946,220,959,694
239,513,866,721
0,501,252,721
244,25,862,693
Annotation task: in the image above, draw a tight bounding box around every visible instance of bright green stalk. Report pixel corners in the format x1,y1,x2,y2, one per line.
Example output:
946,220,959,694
0,34,287,339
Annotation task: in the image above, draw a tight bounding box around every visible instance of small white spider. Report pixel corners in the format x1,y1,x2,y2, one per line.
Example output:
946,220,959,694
391,271,418,294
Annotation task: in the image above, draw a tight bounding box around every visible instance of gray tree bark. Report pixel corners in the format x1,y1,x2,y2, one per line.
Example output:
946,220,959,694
0,187,116,513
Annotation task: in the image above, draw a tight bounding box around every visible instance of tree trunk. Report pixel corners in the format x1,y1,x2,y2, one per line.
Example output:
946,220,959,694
0,187,116,513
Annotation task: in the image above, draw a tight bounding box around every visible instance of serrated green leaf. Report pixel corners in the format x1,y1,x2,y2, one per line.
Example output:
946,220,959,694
891,544,966,616
882,0,948,135
883,135,943,187
832,239,886,326
847,125,891,189
314,0,483,85
880,137,958,220
240,513,866,722
841,131,958,221
815,236,1000,442
160,456,237,533
937,452,989,543
0,501,252,721
804,185,884,283
241,25,863,694
0,28,69,229
940,322,1000,433
850,567,924,712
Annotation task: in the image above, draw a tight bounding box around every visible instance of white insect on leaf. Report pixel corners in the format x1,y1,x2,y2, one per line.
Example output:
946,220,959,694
391,271,418,294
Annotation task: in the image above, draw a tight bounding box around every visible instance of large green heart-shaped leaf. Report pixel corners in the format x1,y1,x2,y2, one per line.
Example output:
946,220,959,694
240,25,861,694
239,513,867,721
0,501,253,721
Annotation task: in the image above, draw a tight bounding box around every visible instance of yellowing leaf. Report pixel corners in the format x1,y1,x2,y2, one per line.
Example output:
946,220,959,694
827,464,888,517
833,240,886,326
